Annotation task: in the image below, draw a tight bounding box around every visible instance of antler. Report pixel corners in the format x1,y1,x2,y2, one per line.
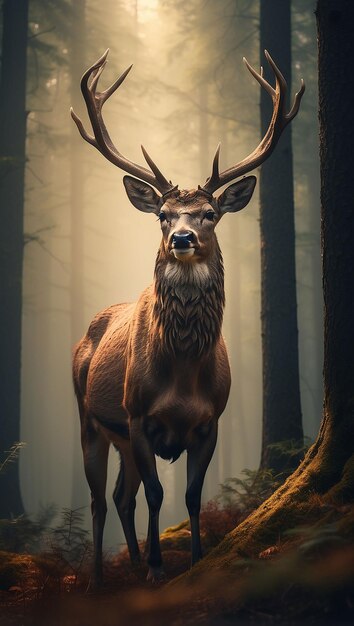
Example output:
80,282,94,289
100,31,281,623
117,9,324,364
70,49,176,196
201,50,305,195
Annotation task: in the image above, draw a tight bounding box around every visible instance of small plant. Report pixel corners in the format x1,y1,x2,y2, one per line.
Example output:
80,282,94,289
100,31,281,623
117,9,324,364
47,507,92,587
0,505,56,554
218,439,312,517
218,468,282,515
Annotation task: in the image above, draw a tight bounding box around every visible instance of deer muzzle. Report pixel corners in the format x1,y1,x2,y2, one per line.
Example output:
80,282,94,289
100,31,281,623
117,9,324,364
171,231,196,260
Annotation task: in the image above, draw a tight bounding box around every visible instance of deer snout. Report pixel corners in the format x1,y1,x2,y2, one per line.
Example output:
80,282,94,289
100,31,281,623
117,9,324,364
171,231,197,260
172,231,195,248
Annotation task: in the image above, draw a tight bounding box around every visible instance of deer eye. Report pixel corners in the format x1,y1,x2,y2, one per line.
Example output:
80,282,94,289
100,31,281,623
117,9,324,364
158,211,167,222
205,210,216,221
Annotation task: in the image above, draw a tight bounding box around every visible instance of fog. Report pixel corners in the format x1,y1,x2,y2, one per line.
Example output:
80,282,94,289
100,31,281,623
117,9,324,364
19,0,320,548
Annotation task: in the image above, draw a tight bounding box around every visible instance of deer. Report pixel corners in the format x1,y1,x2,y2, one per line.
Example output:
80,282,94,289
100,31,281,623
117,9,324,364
71,49,304,586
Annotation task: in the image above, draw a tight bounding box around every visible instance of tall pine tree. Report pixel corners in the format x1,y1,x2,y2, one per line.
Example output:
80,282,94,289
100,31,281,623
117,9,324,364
259,0,303,472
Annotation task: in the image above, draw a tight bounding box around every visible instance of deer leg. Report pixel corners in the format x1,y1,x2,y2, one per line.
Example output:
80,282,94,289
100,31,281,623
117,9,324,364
186,420,218,566
113,443,141,565
81,423,109,589
144,516,151,558
129,418,164,582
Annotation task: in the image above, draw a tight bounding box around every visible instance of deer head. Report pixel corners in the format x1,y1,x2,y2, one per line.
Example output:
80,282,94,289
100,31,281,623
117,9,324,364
122,177,256,263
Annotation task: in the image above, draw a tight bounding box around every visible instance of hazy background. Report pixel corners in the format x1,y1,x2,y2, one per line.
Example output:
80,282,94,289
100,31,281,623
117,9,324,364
17,0,320,548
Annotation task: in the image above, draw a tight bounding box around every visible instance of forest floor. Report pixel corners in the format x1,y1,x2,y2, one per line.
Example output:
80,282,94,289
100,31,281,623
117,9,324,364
0,495,353,626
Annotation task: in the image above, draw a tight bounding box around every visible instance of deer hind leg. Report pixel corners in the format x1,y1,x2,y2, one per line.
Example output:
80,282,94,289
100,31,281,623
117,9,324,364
113,442,141,565
81,422,109,589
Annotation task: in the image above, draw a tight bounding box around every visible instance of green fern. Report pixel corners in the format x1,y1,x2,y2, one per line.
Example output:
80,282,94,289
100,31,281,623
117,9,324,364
218,468,282,514
48,507,92,579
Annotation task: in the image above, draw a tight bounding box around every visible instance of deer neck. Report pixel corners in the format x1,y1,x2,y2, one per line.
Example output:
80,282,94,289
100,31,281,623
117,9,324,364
153,243,225,358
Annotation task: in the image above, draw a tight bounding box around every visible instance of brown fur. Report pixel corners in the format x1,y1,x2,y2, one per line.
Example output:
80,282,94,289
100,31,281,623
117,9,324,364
73,192,230,455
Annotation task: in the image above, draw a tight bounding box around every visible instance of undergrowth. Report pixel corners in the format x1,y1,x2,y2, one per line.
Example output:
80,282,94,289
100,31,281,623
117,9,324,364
0,507,92,593
0,439,352,624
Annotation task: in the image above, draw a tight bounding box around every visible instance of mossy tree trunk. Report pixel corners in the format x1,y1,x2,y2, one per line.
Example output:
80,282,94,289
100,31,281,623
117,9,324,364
182,0,354,577
259,0,303,473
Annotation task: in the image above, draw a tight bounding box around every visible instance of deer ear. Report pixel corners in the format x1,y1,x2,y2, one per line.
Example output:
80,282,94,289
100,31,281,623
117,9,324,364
217,176,257,214
123,176,162,214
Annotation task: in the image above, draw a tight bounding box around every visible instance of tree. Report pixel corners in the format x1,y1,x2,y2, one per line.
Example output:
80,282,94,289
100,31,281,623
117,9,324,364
180,0,354,578
259,0,303,472
0,0,29,518
292,2,323,439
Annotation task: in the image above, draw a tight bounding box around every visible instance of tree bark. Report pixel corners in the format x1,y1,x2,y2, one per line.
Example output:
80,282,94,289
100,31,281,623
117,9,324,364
318,0,354,471
259,0,303,472
0,0,29,517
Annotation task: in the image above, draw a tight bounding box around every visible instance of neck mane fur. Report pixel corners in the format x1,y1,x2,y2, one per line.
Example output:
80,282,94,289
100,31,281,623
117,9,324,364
153,244,225,358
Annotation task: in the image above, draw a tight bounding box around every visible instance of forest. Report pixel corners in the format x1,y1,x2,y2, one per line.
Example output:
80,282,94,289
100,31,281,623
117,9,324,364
0,0,353,624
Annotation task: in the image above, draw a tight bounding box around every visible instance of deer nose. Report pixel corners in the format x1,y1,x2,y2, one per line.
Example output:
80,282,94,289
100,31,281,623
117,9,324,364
172,231,194,248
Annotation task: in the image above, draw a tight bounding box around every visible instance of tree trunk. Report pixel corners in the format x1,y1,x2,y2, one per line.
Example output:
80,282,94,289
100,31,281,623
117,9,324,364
0,0,29,517
306,162,324,435
179,0,354,580
259,0,303,472
317,0,354,483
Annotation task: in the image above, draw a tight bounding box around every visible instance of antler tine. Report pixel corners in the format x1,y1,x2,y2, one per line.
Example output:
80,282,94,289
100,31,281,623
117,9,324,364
211,143,221,180
141,145,175,191
202,51,305,195
82,48,109,93
243,56,275,98
89,61,107,94
264,49,287,93
287,79,306,121
201,144,221,192
101,64,133,104
71,50,175,195
70,107,97,147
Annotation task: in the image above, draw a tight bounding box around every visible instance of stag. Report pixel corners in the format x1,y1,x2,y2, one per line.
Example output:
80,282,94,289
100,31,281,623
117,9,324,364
71,49,304,586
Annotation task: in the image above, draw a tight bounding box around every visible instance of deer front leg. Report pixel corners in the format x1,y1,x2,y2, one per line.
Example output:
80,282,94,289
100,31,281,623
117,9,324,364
186,420,218,566
129,417,164,582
